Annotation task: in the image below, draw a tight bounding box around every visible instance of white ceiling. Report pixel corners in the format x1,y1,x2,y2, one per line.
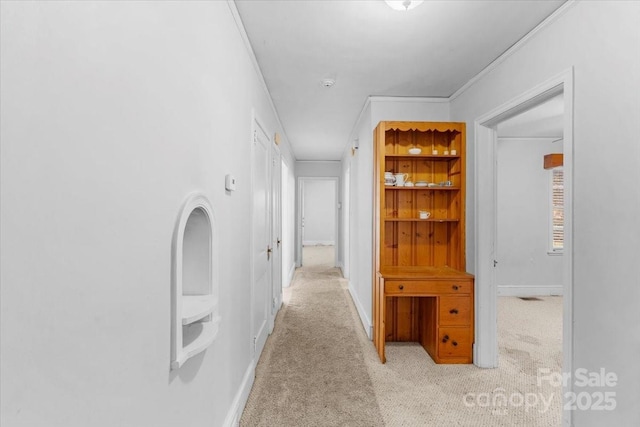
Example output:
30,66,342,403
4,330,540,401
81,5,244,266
234,0,566,160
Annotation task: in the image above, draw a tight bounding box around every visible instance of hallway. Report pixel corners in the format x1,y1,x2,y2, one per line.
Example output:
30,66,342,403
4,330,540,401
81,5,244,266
241,266,562,426
3,2,638,426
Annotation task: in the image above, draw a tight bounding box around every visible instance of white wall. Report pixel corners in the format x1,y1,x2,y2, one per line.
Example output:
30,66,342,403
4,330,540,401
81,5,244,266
296,160,342,178
281,159,296,287
450,2,640,425
302,179,336,245
342,98,450,337
0,2,294,426
497,138,563,296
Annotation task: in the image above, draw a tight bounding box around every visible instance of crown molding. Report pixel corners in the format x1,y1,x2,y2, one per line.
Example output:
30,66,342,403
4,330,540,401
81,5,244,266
226,0,297,159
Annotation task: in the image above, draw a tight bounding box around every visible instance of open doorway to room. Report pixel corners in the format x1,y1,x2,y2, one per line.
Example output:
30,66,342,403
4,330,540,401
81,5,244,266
474,70,573,426
298,178,338,267
495,93,565,422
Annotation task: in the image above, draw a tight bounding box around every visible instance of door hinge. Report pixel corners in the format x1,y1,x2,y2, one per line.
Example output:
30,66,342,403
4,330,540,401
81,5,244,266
494,260,498,267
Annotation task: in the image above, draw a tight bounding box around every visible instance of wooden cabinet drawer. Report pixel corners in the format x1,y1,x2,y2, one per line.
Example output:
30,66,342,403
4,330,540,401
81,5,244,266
439,296,471,325
438,327,472,359
384,280,472,295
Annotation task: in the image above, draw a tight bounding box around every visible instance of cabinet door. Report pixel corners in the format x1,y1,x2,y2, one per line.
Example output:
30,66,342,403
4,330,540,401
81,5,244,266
438,327,472,359
439,296,471,326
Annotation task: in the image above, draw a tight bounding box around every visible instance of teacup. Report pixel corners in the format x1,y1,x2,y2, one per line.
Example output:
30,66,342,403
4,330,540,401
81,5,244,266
419,210,431,219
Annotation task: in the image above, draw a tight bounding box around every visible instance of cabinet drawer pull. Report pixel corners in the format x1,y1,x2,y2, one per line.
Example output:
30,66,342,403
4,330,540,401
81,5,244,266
452,341,458,347
398,284,404,290
442,334,449,343
449,308,459,314
452,285,459,291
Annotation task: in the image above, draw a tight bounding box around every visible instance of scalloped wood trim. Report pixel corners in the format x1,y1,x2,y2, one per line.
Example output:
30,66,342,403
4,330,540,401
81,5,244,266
383,121,464,133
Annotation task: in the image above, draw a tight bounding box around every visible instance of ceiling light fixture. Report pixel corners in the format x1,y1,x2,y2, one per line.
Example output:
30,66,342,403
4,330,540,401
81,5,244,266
385,0,423,11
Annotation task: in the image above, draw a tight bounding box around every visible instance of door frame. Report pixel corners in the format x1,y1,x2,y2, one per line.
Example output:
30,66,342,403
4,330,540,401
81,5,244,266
297,176,339,267
473,68,574,426
250,111,272,361
269,142,282,333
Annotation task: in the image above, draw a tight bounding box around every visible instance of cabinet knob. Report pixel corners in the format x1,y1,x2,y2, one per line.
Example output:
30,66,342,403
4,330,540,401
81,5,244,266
442,335,449,343
452,285,459,291
452,341,458,347
398,284,404,290
449,308,458,314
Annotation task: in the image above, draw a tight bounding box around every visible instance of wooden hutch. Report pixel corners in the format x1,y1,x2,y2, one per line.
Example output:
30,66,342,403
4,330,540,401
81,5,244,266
373,121,474,364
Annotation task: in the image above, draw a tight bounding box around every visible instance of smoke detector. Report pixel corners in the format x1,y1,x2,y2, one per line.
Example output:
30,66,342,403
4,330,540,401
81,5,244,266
321,78,335,88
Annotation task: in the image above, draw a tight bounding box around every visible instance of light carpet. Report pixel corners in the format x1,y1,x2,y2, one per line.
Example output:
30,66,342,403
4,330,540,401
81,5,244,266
241,266,383,426
302,245,335,267
242,265,563,426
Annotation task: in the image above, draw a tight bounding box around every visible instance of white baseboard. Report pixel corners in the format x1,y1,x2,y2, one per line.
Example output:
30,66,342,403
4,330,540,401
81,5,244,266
222,362,255,427
347,281,372,339
302,240,335,246
498,285,563,296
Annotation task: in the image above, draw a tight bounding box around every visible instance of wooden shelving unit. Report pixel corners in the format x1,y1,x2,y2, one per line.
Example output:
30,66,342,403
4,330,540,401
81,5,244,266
373,121,474,364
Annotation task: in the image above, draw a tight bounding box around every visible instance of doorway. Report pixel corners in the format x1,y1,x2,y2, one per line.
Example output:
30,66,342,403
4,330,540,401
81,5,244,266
298,177,338,267
474,69,574,425
269,143,282,333
250,115,272,360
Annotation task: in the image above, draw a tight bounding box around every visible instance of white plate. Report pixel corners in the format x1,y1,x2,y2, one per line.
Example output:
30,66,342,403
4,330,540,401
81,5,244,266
415,183,428,187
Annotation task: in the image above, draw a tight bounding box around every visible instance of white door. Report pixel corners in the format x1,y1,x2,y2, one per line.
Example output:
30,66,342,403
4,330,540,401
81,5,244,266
269,144,282,332
300,178,337,266
251,119,271,359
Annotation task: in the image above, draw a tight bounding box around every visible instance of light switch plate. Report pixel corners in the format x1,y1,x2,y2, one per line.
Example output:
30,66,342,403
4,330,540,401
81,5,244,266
225,174,236,191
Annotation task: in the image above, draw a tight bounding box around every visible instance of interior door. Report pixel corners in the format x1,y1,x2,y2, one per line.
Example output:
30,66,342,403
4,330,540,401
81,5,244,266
269,143,282,332
251,119,271,359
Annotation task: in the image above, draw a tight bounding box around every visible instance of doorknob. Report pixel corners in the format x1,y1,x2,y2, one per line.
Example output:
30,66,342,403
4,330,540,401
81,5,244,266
267,246,272,260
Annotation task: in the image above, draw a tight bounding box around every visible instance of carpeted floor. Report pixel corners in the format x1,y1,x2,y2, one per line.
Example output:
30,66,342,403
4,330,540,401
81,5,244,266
241,265,563,426
241,266,383,426
302,245,335,267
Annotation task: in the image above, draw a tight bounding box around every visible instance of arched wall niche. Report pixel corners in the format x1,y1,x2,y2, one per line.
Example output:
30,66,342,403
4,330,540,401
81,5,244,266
171,193,220,370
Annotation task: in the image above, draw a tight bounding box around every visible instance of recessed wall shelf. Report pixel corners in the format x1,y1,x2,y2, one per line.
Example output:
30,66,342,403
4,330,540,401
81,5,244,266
171,193,220,370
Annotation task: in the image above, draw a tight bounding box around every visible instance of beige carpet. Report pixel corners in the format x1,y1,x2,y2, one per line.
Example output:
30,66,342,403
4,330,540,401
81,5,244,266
365,296,563,426
241,266,383,426
302,245,335,267
241,265,563,426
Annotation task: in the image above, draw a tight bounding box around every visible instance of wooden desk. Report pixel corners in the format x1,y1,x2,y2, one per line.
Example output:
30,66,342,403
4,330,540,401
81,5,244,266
374,266,474,364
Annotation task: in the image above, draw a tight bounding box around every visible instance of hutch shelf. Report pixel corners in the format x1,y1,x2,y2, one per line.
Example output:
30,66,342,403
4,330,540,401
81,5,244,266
373,121,474,364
